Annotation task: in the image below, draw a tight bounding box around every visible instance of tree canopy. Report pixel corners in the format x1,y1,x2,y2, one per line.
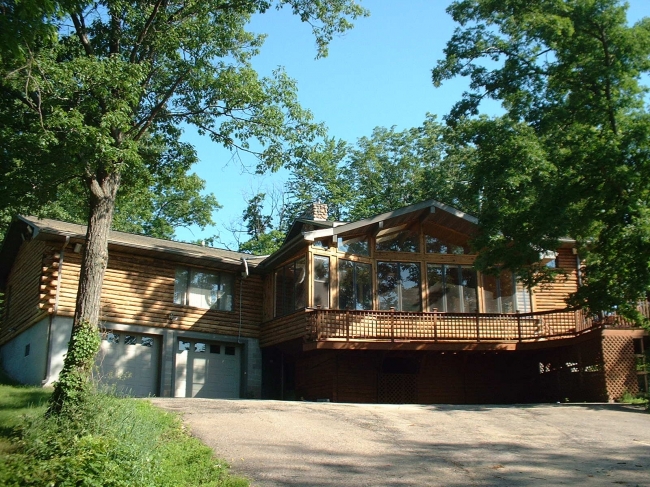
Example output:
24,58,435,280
0,0,367,413
432,0,650,316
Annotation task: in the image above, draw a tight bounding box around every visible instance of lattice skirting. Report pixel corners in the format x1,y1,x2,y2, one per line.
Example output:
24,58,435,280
379,373,417,404
602,334,638,401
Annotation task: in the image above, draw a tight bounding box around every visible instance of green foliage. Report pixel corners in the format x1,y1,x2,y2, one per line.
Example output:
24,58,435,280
0,386,248,486
619,391,649,409
432,0,650,315
47,321,101,416
1,0,367,413
238,192,286,255
278,114,477,223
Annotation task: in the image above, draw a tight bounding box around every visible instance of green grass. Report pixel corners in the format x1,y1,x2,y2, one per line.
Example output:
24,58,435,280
0,375,249,486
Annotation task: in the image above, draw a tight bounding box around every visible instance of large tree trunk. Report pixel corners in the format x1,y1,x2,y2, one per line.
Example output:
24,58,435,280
48,170,121,415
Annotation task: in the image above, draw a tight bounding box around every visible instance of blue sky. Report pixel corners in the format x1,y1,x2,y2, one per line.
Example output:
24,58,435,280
176,0,650,249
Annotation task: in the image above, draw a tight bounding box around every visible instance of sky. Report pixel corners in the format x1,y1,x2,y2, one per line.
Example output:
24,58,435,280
176,0,650,249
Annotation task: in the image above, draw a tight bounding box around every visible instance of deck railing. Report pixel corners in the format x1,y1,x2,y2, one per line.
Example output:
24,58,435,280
305,304,647,344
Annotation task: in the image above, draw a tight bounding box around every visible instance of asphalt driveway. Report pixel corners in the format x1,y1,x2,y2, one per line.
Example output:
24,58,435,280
149,398,650,487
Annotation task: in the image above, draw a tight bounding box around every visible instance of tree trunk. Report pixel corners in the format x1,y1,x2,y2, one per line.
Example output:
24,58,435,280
48,170,121,415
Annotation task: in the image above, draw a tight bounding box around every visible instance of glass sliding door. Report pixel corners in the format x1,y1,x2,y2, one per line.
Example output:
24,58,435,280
378,262,421,311
426,264,477,312
339,260,372,310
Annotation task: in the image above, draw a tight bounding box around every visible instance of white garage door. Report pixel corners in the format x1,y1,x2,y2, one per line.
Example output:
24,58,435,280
174,339,241,398
96,331,160,397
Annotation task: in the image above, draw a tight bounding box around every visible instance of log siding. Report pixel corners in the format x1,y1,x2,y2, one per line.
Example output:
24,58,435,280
1,237,263,347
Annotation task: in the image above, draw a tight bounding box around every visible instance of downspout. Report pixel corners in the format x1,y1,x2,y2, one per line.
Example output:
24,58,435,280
576,254,583,287
43,235,69,385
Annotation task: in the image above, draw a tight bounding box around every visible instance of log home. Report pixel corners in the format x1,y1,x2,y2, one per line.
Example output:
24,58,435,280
1,200,647,403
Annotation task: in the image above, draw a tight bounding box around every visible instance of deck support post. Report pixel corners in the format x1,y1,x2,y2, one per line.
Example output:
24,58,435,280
475,309,481,342
517,310,522,342
390,307,395,342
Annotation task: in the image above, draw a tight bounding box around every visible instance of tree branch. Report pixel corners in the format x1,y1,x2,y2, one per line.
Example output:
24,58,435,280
70,11,94,56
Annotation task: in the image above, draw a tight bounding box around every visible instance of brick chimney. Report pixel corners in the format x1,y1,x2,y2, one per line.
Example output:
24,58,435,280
307,202,328,221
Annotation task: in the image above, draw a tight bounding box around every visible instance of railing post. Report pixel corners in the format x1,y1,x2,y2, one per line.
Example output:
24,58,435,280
346,309,350,341
390,307,395,342
475,309,480,342
433,308,438,342
516,310,522,342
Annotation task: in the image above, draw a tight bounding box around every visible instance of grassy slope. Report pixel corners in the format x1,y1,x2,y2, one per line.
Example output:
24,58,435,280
0,373,249,486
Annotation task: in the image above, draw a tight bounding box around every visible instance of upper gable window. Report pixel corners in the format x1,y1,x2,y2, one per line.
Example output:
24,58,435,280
174,268,234,311
376,229,419,253
425,235,470,255
338,236,369,256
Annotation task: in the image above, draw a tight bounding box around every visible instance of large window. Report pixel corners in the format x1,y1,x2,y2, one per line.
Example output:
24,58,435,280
313,255,330,308
378,262,421,311
339,260,372,310
425,235,470,255
427,264,477,313
376,229,419,253
483,271,531,313
338,236,370,256
274,257,306,317
174,268,233,311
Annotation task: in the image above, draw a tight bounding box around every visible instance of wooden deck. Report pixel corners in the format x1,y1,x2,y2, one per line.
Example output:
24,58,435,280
260,305,647,349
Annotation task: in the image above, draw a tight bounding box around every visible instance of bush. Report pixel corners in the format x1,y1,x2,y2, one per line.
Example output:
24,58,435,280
0,389,248,486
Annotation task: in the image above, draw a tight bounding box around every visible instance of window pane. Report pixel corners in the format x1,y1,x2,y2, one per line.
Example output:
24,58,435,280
499,271,515,313
103,331,120,344
275,269,285,317
124,335,137,345
188,271,220,310
174,268,189,305
141,337,153,348
444,266,462,312
313,256,330,308
294,258,306,310
400,263,421,312
376,230,419,253
338,259,354,310
178,340,190,352
425,235,470,255
339,260,372,310
195,342,206,353
214,273,234,311
461,266,478,313
516,281,531,313
356,262,373,310
378,262,399,310
427,265,445,312
338,236,370,256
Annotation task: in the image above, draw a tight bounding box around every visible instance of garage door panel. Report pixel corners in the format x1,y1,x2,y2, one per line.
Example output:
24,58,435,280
174,339,240,398
97,332,160,397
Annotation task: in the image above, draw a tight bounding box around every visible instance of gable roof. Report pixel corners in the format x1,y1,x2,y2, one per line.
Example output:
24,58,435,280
0,216,264,289
303,199,478,242
259,199,479,269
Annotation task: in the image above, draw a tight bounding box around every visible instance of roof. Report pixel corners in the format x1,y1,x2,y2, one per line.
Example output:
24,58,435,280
0,216,265,289
258,199,480,269
303,199,479,242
